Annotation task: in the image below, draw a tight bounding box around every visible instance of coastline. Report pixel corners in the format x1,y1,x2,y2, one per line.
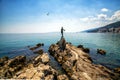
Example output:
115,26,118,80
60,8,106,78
0,41,120,79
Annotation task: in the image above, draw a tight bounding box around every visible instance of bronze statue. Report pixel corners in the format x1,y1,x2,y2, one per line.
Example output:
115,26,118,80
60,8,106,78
61,27,65,37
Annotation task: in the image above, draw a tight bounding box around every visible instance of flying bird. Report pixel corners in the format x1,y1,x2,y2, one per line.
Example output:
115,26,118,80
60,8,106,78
47,12,49,16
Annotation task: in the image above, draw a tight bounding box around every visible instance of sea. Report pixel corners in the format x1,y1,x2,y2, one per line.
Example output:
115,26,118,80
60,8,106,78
0,33,120,69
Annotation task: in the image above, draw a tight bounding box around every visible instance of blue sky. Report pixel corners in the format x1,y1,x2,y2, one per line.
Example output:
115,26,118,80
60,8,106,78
0,0,120,33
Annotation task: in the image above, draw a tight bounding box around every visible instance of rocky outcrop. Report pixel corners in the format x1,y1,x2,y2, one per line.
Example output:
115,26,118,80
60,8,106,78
49,43,120,80
0,52,68,79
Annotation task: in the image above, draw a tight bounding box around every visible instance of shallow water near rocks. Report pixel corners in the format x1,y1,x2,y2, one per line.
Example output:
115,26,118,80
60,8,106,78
0,33,120,69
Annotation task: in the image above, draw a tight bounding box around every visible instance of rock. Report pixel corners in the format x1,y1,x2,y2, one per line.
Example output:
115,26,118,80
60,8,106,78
77,45,90,53
14,63,58,79
3,69,13,78
30,43,44,51
57,74,69,80
27,46,30,48
40,53,50,64
30,46,38,50
36,43,44,47
41,43,44,46
97,49,106,55
66,42,72,45
34,53,49,65
8,56,26,68
0,56,9,66
0,56,26,78
36,43,42,47
114,67,120,73
44,75,54,80
77,45,83,48
34,49,44,55
83,48,90,53
58,37,66,51
49,43,120,80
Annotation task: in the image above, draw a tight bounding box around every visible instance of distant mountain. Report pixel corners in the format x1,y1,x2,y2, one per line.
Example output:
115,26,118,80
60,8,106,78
84,21,120,33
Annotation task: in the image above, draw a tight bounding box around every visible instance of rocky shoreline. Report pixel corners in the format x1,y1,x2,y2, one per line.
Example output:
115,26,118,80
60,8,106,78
0,41,120,79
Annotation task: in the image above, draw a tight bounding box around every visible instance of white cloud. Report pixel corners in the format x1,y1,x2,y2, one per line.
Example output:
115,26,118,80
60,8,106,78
101,8,109,12
79,10,120,30
97,14,107,19
109,10,120,21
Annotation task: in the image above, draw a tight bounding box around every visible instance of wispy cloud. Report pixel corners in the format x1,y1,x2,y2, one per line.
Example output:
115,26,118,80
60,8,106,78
101,8,109,12
109,10,120,21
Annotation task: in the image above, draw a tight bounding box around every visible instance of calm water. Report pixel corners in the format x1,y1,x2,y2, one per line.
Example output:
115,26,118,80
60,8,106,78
0,33,120,69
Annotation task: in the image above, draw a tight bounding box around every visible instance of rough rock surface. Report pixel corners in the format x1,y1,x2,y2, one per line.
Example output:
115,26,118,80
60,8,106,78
13,63,58,79
0,51,68,79
0,56,26,78
49,43,120,80
33,53,49,65
13,53,68,79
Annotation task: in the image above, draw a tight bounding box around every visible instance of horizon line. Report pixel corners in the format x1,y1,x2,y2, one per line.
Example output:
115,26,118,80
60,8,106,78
0,32,84,34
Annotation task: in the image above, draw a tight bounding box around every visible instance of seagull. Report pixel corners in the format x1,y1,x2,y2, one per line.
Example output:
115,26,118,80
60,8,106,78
47,12,49,16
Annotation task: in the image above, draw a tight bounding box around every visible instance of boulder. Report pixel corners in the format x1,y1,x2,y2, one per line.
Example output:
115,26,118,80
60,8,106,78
36,43,42,47
41,43,44,46
97,49,106,55
34,53,50,65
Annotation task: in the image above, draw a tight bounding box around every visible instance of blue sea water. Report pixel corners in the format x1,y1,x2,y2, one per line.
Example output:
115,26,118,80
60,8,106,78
0,33,120,69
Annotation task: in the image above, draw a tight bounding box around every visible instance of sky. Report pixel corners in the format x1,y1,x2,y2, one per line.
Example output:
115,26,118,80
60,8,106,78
0,0,120,33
